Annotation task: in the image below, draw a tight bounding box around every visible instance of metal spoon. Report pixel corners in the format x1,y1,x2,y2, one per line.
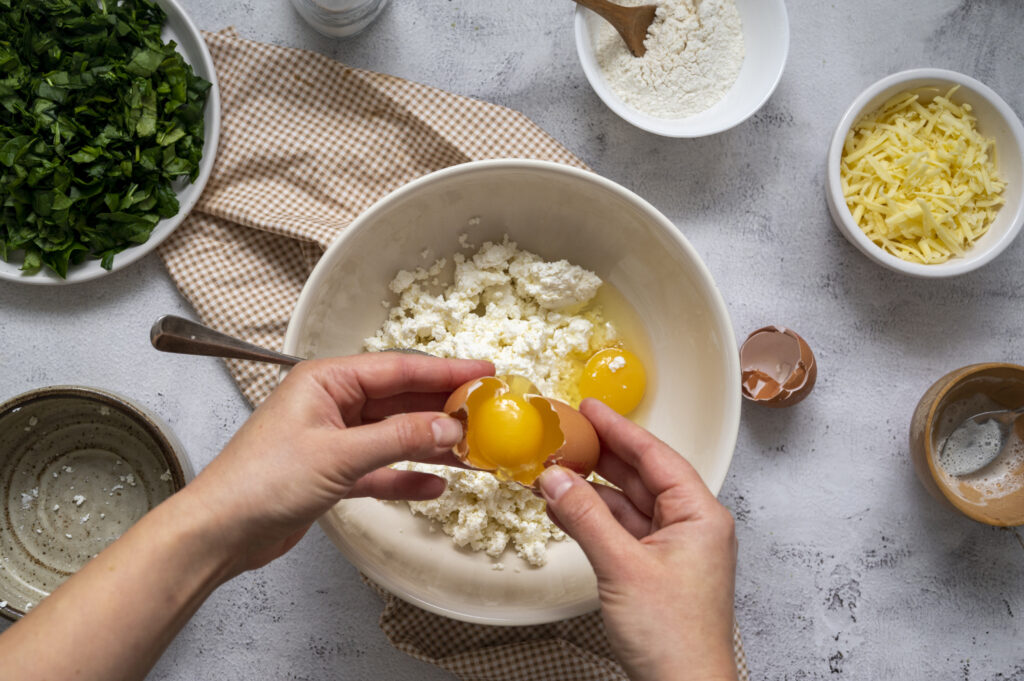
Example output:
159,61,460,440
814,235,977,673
150,315,431,365
150,315,304,366
573,0,658,58
937,406,1024,477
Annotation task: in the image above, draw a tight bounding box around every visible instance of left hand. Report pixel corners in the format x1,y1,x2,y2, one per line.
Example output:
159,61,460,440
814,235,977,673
182,353,494,576
0,353,493,681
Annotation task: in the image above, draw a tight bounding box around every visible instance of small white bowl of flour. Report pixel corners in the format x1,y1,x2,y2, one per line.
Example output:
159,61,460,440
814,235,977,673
574,0,789,137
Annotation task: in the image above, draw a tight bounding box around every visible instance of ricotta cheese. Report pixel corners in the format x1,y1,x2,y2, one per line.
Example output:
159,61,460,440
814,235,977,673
395,461,566,566
366,236,615,566
365,235,613,404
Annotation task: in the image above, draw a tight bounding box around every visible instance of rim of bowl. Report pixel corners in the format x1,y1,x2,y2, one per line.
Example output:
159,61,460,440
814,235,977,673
572,0,790,138
285,159,741,496
825,68,1024,278
921,362,1024,526
315,509,606,625
0,385,192,621
0,0,221,286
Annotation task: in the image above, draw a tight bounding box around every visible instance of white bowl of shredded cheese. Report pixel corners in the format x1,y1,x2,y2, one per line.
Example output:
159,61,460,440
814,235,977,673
573,0,789,137
284,159,740,624
827,69,1024,277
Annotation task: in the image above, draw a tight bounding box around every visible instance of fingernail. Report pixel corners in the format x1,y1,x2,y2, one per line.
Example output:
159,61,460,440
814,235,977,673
538,466,574,502
431,417,463,447
426,476,448,497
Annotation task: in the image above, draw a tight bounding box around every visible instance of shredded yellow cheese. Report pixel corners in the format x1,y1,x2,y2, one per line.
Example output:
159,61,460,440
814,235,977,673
840,86,1006,264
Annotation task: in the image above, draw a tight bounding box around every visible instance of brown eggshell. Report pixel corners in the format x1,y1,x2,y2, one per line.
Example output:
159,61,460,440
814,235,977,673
542,398,601,479
441,375,600,486
740,326,817,408
442,379,477,417
443,376,503,462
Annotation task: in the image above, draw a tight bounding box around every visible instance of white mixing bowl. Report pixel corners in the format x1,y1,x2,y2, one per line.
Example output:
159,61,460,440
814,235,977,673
283,159,740,624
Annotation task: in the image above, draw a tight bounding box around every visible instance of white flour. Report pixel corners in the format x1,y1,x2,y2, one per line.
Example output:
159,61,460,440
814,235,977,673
593,0,744,119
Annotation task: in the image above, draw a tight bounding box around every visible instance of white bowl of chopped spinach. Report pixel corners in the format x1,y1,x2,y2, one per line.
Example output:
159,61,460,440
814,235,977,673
0,0,219,284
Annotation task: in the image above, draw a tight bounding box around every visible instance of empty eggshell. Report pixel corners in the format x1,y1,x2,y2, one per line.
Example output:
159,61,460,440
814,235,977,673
442,375,600,486
739,326,817,408
543,398,600,476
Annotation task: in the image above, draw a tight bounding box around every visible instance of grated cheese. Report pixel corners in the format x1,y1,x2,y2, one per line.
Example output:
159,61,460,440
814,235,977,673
840,86,1006,264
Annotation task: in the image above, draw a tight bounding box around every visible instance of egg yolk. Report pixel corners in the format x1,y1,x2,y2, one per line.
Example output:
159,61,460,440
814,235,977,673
462,376,565,485
579,348,646,415
468,394,545,471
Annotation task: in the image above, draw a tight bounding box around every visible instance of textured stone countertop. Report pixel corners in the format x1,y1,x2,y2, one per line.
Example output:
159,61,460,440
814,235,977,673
3,0,1023,678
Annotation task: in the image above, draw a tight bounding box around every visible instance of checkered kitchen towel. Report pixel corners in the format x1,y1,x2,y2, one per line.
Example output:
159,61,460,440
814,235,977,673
159,28,748,681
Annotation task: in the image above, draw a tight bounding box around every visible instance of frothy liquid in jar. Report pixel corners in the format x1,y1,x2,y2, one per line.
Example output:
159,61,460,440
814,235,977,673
957,437,1024,500
937,418,1004,476
936,393,1024,503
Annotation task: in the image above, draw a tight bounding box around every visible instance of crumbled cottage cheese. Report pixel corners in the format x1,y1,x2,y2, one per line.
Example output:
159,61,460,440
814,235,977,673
394,461,566,566
365,235,610,402
365,236,616,566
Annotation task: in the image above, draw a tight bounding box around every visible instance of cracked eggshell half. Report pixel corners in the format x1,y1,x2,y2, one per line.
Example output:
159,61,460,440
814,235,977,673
442,375,600,486
740,326,817,408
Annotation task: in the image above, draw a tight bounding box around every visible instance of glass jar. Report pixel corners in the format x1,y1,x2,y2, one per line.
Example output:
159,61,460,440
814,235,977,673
290,0,390,38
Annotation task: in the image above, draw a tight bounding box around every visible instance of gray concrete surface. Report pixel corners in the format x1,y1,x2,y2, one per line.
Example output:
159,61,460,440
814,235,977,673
2,0,1023,678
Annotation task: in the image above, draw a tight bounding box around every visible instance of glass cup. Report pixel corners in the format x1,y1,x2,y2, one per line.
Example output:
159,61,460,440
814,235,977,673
290,0,390,38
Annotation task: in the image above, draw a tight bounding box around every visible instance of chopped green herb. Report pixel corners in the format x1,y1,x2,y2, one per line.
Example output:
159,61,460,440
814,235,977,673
0,0,210,278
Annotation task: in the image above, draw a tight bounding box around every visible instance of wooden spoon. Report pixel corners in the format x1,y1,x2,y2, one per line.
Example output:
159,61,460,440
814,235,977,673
574,0,658,57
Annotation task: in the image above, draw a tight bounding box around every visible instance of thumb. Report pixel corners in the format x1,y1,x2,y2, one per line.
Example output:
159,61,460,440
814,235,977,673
334,412,464,481
538,466,636,575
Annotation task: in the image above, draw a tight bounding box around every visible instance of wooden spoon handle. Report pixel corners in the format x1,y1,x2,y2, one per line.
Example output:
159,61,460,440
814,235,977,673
572,0,656,57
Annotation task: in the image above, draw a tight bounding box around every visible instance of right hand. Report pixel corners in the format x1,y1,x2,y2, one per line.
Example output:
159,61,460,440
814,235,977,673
538,399,738,681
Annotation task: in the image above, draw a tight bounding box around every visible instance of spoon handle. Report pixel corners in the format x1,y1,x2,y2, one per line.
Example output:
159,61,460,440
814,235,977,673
150,315,303,366
572,0,656,57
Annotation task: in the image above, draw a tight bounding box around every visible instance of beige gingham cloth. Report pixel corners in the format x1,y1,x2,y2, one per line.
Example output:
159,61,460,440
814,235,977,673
158,28,748,681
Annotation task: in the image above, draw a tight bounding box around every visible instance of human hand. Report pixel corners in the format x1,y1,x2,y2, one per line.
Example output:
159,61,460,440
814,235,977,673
183,353,494,576
538,399,738,681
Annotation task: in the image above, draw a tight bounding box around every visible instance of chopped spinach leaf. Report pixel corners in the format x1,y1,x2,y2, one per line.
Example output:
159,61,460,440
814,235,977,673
0,0,210,277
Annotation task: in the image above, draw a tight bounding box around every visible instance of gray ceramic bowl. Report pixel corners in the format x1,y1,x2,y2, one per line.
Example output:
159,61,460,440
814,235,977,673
0,386,192,620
